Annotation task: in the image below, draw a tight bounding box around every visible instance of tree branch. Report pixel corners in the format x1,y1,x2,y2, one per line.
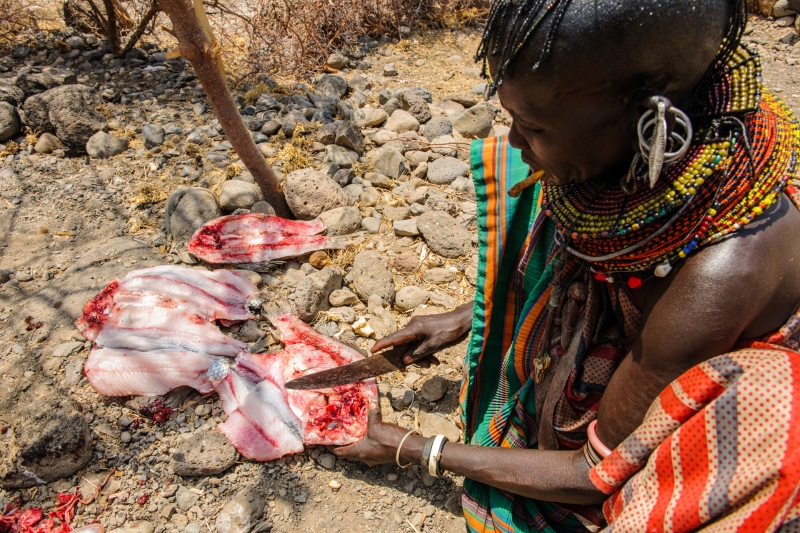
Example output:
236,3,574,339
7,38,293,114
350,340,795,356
157,0,292,218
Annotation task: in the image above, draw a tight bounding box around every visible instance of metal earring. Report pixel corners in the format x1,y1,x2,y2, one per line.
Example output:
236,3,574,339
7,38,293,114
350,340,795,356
636,96,693,188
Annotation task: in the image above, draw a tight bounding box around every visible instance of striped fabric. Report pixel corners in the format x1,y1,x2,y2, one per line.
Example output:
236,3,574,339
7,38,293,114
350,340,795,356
461,136,800,533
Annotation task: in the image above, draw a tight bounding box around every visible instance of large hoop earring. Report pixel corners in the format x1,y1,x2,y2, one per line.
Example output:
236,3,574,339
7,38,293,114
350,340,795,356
637,96,693,189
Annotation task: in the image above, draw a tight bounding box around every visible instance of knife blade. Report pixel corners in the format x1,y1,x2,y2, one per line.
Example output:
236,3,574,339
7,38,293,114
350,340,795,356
284,347,408,390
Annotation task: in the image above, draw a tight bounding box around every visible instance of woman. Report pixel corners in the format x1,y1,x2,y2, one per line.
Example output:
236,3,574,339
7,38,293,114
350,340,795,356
335,0,800,531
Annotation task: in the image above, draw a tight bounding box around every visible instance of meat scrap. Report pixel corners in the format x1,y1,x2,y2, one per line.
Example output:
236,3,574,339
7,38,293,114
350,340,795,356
187,214,360,265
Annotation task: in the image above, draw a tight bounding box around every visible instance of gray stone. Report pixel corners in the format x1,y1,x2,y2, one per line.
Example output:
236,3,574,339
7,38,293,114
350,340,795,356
373,147,409,179
392,219,418,237
329,288,358,306
424,267,455,283
15,271,33,282
65,356,86,386
260,120,282,136
416,210,472,258
0,102,20,142
335,121,364,154
425,194,459,216
353,108,388,128
0,389,91,489
365,172,392,189
86,131,128,158
352,250,396,302
34,132,62,154
382,97,402,117
285,168,350,220
394,286,429,312
343,183,364,203
320,162,340,178
219,180,264,212
317,453,336,469
368,295,398,338
360,186,380,207
776,15,796,26
383,63,399,76
423,116,453,141
51,341,83,358
419,412,461,442
170,431,238,477
324,144,360,168
16,67,77,97
453,104,494,138
215,487,265,533
142,123,165,149
327,52,349,69
250,201,276,216
319,206,361,235
294,266,343,322
332,168,354,187
108,521,154,533
166,187,222,242
383,205,411,221
361,216,381,233
445,495,462,514
385,110,420,134
329,306,356,323
774,0,800,16
24,85,107,154
0,81,24,106
315,122,339,145
427,156,469,184
400,91,432,124
420,376,448,402
176,486,200,511
314,74,348,98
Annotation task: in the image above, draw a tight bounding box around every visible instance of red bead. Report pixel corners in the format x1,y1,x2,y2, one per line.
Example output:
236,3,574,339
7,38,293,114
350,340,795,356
627,276,643,289
594,272,607,282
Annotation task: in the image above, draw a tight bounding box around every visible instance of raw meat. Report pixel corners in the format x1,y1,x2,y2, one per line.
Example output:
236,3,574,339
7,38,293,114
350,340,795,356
84,348,217,396
75,282,248,357
123,265,260,322
236,313,377,446
187,213,358,265
208,358,305,461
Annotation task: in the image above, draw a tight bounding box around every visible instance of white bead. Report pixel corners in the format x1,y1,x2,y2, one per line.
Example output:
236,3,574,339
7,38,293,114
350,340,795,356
655,262,673,278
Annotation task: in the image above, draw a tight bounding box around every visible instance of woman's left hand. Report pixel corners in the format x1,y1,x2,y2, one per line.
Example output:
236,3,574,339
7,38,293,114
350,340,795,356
331,405,409,467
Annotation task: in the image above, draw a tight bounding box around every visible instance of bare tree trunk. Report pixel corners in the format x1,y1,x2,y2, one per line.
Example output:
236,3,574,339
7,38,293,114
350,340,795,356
119,0,160,56
158,0,292,218
101,0,120,54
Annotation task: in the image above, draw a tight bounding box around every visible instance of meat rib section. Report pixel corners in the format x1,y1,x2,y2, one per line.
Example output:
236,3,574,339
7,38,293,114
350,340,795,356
123,265,260,322
85,348,217,396
187,214,357,264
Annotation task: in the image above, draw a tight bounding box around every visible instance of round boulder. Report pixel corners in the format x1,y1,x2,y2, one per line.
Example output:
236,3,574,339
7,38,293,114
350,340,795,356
219,180,264,212
395,286,429,312
416,210,473,258
170,431,238,476
352,250,396,303
427,156,470,185
285,168,350,220
166,187,222,242
319,206,362,235
23,84,107,154
0,102,20,142
86,131,129,158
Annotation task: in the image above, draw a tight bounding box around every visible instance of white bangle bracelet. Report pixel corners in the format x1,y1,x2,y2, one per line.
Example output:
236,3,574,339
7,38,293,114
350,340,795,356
428,434,449,477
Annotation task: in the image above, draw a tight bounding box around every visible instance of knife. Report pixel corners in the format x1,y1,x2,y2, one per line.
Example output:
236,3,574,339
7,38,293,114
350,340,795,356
284,346,408,390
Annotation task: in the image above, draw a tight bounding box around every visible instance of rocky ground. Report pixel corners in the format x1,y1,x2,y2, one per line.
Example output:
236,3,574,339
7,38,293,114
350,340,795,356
1,12,800,533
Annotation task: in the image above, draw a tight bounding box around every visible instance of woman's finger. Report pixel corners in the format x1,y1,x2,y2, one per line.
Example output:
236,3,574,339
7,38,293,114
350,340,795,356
371,327,423,353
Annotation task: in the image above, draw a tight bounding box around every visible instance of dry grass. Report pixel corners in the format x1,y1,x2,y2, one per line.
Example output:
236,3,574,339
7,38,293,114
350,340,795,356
0,140,20,158
130,184,168,205
267,123,317,175
225,162,243,178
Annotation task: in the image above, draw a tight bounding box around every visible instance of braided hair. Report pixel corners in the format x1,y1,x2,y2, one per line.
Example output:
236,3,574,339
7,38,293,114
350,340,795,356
475,0,748,100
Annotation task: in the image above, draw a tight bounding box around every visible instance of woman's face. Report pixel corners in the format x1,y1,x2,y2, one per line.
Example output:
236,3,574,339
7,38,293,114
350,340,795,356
494,59,639,186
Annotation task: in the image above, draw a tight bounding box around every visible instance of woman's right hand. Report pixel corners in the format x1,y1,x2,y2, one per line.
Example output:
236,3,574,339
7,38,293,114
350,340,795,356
370,301,474,368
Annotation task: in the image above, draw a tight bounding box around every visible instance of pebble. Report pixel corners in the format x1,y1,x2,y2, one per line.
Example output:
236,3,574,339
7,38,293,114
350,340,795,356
393,219,419,236
427,156,470,184
108,521,154,533
175,486,200,511
383,63,399,76
285,168,350,220
419,412,461,442
420,376,448,402
317,453,336,469
120,431,132,444
361,216,381,233
171,431,238,476
34,132,63,154
329,288,358,306
319,206,362,235
353,108,388,128
373,147,409,179
424,267,455,283
219,180,263,211
215,487,265,533
86,131,128,158
395,286,429,312
453,104,494,138
142,124,165,149
328,479,341,491
404,372,422,389
360,186,380,207
385,110,420,134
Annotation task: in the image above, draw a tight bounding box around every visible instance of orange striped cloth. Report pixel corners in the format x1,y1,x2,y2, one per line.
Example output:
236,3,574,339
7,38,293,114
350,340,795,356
590,323,800,531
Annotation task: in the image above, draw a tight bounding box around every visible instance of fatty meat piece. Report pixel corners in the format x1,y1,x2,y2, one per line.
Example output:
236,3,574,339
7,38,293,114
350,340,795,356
75,282,247,357
208,359,305,461
122,265,260,322
187,213,356,264
237,313,378,445
84,348,218,396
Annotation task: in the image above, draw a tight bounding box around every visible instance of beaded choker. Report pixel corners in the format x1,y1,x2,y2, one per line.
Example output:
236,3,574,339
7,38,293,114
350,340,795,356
542,45,800,285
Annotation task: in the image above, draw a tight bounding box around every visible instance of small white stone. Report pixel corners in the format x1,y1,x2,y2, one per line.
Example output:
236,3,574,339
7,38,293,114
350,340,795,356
654,262,673,278
328,479,341,491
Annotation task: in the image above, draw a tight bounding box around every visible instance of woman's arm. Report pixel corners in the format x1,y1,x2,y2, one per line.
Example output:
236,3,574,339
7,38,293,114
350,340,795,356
333,408,605,505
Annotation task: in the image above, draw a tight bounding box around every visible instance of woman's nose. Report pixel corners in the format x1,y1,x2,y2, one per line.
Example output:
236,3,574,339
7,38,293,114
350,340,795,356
508,122,529,151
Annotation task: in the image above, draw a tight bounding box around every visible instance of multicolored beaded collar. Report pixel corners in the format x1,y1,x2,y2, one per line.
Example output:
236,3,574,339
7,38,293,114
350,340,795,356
541,45,800,288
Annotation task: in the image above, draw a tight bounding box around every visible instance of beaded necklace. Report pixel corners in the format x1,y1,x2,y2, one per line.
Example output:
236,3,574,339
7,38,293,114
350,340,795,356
542,45,800,288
